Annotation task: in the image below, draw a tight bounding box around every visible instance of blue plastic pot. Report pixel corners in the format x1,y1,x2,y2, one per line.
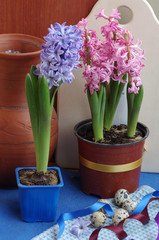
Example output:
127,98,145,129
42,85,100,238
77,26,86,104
15,167,64,222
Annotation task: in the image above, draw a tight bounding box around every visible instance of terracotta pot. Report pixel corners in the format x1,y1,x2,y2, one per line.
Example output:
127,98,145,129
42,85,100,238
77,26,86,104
0,34,58,188
74,119,149,198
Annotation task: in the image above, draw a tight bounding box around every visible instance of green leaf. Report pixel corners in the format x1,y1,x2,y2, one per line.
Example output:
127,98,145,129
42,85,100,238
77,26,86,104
39,76,51,122
109,79,119,111
25,73,39,144
87,88,99,118
30,66,39,104
104,75,127,130
25,73,40,165
115,74,127,108
30,66,40,125
104,79,119,130
98,84,106,124
87,86,105,141
127,85,144,137
127,82,135,126
133,85,144,109
38,76,52,172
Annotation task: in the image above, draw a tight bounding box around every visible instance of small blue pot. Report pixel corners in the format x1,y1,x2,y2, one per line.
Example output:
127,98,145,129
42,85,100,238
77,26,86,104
15,167,64,222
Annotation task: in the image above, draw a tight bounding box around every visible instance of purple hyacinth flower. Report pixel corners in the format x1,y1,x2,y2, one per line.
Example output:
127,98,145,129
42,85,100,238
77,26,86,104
70,217,91,238
34,22,82,89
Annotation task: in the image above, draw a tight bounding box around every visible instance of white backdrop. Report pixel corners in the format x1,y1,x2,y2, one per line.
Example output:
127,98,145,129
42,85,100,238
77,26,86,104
56,0,159,172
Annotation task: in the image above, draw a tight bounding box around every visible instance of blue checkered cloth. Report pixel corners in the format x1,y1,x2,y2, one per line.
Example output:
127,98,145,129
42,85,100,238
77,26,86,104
32,185,158,240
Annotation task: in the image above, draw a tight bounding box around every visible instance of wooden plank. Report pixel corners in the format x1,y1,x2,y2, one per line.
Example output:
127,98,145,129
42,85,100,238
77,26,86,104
0,0,98,37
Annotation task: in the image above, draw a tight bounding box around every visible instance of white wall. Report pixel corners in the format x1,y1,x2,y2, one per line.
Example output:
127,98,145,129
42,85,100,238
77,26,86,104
118,0,159,24
147,0,159,19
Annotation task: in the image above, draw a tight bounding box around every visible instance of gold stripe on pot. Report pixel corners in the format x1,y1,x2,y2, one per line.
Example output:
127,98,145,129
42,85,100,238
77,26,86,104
79,155,142,173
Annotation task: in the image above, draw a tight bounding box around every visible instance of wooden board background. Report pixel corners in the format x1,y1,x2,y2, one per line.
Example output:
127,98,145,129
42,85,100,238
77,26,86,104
0,0,98,37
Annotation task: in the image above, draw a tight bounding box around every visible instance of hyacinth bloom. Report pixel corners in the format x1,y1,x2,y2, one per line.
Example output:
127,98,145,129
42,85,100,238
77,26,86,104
25,23,82,173
77,8,145,140
71,217,91,238
35,22,82,89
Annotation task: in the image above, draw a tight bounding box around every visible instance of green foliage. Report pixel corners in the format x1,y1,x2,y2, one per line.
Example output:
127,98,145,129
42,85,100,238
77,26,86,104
25,66,59,173
104,74,127,130
127,84,144,137
87,83,106,141
87,73,143,140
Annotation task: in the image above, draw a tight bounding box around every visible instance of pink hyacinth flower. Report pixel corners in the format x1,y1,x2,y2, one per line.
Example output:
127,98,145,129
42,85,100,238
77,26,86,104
95,8,109,20
128,81,140,94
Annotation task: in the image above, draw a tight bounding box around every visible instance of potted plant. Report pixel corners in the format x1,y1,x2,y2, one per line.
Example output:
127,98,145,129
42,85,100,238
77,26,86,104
15,22,83,222
74,9,149,198
0,33,58,188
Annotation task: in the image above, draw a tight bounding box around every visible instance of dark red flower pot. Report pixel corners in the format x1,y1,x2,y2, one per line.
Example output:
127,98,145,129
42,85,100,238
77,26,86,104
74,119,149,198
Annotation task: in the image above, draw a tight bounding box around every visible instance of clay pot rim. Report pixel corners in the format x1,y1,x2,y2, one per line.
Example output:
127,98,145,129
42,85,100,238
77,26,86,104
0,33,44,58
74,119,149,147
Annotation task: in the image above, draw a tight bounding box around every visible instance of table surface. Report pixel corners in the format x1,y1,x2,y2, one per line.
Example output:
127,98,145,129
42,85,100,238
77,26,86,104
0,169,159,240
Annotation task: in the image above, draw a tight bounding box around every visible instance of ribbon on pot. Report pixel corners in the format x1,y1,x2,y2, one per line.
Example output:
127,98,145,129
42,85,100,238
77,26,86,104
80,155,143,173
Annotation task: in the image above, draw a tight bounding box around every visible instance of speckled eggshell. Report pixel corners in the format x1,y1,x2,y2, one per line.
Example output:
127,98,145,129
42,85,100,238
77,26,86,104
90,211,106,228
122,199,138,213
97,199,109,214
114,189,130,207
112,208,129,226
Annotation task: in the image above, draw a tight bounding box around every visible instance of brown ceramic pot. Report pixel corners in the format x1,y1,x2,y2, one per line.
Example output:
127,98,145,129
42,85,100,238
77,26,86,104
0,34,58,187
74,119,149,198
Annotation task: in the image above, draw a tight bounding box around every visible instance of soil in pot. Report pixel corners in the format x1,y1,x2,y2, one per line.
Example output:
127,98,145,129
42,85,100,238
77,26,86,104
79,124,143,144
18,169,60,186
